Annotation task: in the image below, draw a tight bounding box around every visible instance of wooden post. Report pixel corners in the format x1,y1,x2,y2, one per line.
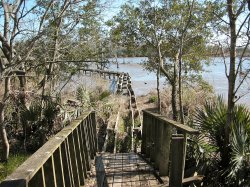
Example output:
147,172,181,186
154,119,160,170
72,129,85,185
61,141,74,187
141,112,147,154
68,134,80,187
169,135,184,187
53,147,65,187
78,122,88,178
91,112,97,153
182,133,187,179
28,167,46,187
145,114,151,158
86,115,94,159
43,156,57,187
81,120,91,171
150,117,156,163
159,122,172,176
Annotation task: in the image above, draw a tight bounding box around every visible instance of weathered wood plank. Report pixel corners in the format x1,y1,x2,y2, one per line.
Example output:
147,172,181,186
142,110,199,134
100,153,161,187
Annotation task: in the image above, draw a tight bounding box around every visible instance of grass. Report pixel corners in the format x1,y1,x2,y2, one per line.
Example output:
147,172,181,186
0,153,30,182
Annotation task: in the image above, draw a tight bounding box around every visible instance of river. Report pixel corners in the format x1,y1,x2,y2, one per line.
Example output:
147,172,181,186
108,57,250,108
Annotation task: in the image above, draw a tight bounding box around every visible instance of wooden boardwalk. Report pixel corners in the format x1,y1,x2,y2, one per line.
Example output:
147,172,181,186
95,153,167,187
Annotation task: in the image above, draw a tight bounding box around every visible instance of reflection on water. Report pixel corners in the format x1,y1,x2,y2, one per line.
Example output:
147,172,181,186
108,57,250,108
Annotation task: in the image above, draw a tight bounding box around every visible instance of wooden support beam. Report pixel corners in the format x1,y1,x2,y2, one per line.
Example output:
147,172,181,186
169,136,185,187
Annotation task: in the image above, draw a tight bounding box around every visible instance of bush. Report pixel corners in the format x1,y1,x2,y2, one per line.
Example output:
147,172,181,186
148,95,157,103
192,96,250,186
99,91,111,101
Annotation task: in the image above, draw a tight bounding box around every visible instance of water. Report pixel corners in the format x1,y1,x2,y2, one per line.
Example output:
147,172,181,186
108,57,250,108
109,58,165,95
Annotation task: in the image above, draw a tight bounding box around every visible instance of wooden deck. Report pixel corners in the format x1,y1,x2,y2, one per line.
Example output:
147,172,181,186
94,153,168,187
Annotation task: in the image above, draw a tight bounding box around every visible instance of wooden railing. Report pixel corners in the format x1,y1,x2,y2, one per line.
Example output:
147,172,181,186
141,110,199,187
0,111,97,187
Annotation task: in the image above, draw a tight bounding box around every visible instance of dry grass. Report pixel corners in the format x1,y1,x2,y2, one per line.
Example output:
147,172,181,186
136,87,215,120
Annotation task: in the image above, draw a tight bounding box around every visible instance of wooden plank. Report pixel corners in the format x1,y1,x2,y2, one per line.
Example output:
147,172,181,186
100,153,161,187
142,110,199,135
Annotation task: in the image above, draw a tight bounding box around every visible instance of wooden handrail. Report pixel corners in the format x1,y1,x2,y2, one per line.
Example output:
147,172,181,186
0,111,97,187
141,109,200,187
142,110,199,135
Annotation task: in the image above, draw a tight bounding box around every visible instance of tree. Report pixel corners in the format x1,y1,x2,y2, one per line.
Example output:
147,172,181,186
0,0,99,161
209,0,250,168
110,0,212,120
0,0,54,161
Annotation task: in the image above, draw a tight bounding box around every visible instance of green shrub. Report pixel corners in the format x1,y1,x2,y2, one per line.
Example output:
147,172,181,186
193,96,250,186
99,91,111,100
148,95,157,103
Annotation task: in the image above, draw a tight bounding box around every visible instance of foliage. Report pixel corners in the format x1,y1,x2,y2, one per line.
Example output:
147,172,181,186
109,0,214,120
193,96,250,185
194,96,227,154
148,95,157,103
116,134,132,153
20,97,61,152
99,91,111,101
76,87,91,107
105,131,115,153
227,121,250,186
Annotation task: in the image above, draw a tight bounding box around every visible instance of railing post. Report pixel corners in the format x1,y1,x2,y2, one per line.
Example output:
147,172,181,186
182,133,187,179
43,156,57,187
141,112,147,154
73,128,85,185
53,147,65,187
159,121,172,176
61,140,74,187
150,117,156,163
81,120,91,171
169,135,184,187
145,114,151,158
86,115,95,159
91,111,97,153
68,133,80,187
28,167,45,187
154,117,161,170
78,121,88,178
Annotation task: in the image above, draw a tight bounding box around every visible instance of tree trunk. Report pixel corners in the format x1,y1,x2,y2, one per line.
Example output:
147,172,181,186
17,70,28,151
0,75,11,161
0,103,9,162
157,61,161,114
172,62,178,121
48,24,61,93
224,0,236,168
178,50,185,124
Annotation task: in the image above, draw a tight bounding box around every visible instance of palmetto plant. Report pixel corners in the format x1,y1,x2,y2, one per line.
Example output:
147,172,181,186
194,96,227,154
21,101,42,122
227,120,250,186
20,97,61,151
193,96,250,186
